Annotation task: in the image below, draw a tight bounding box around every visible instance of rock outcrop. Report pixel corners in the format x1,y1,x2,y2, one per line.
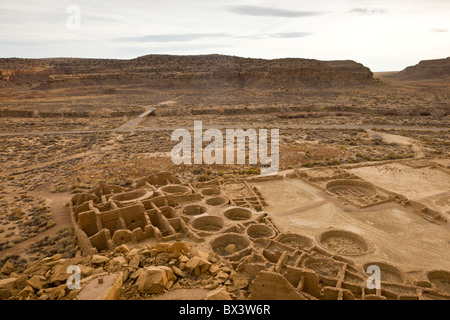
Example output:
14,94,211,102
389,57,450,81
0,241,242,300
0,54,375,89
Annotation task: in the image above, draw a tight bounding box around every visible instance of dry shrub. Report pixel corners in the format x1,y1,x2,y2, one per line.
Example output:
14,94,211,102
381,109,400,116
158,107,191,117
277,106,291,115
89,108,112,118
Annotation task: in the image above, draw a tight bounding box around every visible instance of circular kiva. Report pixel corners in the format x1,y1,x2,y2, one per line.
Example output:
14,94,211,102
182,204,207,216
318,229,369,256
251,238,270,251
276,233,315,251
223,183,246,192
246,224,275,239
363,262,406,284
200,187,221,196
209,233,251,258
109,189,153,204
326,180,377,198
304,257,341,278
159,184,192,196
427,270,450,294
223,207,253,222
190,215,224,233
205,196,229,206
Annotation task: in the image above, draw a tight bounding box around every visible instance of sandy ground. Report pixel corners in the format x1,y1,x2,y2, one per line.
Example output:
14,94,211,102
349,163,450,200
432,159,450,167
367,129,425,158
0,189,72,259
251,178,450,271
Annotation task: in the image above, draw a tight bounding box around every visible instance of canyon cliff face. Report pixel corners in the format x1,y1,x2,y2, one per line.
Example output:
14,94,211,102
0,54,374,89
389,57,450,81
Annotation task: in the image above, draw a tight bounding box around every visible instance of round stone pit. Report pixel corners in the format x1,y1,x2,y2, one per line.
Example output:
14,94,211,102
159,185,192,196
182,204,207,217
326,180,377,198
427,270,450,294
223,207,254,224
363,261,407,284
246,224,275,240
318,229,369,256
205,196,229,207
304,257,341,278
200,187,221,196
190,215,225,234
276,233,315,251
209,233,252,261
109,189,153,204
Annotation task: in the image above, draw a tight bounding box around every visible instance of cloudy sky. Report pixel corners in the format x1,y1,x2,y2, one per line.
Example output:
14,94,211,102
0,0,449,71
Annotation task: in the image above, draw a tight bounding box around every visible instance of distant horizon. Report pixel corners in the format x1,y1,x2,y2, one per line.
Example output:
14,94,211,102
1,1,449,72
2,52,448,73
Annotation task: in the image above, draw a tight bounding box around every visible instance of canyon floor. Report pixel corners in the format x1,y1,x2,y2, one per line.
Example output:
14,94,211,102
0,56,449,300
